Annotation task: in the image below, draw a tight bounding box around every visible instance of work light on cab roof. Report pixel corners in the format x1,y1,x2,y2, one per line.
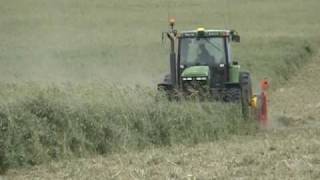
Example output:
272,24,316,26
197,27,205,37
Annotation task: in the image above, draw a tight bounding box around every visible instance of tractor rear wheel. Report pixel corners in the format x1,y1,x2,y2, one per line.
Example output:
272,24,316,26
239,72,253,119
223,88,241,102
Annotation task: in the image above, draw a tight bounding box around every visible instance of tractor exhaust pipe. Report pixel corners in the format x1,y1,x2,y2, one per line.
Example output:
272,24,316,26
167,32,177,87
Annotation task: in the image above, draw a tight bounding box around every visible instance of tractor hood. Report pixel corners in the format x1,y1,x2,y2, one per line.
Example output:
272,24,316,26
181,66,209,77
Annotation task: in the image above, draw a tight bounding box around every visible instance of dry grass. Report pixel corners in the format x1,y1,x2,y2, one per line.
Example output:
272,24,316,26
1,0,320,179
5,53,320,179
3,54,320,180
271,53,320,127
5,128,320,180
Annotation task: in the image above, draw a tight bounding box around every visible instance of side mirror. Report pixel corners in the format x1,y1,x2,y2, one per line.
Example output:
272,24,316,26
230,30,240,42
232,35,240,42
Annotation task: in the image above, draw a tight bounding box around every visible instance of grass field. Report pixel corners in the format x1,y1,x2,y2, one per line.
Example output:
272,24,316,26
1,0,320,178
1,0,319,85
6,53,320,179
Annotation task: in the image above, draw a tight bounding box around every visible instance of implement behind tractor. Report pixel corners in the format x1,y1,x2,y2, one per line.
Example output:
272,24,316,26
158,19,269,125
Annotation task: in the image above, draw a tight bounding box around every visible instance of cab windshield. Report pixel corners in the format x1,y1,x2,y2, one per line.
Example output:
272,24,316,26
179,37,226,66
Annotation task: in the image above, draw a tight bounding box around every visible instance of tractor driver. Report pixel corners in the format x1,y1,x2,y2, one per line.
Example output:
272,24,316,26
197,43,215,66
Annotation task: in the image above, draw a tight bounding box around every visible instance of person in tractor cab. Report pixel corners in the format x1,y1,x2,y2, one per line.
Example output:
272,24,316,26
180,38,224,67
196,43,215,66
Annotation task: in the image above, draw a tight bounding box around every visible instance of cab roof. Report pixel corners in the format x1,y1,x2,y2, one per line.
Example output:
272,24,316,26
179,28,233,38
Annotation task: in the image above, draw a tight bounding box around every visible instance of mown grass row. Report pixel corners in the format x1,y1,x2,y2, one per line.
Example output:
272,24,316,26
0,40,316,174
0,84,255,173
234,37,316,90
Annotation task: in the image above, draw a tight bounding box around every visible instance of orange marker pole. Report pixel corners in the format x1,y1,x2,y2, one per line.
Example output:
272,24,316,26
259,80,269,127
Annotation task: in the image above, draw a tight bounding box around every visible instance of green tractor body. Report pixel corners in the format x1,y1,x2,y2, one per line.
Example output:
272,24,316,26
158,25,253,107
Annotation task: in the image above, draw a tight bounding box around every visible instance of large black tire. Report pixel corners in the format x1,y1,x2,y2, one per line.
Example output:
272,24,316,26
223,88,241,102
239,72,253,119
157,73,175,101
157,84,176,101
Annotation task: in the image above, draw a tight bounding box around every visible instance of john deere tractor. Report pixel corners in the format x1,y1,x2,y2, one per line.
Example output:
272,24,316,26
158,19,254,116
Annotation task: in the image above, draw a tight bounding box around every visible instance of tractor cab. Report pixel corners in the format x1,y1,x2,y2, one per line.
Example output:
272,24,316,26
158,19,250,104
177,28,240,89
179,32,227,67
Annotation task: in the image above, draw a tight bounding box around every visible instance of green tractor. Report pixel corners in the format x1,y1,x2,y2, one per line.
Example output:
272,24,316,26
158,19,255,117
